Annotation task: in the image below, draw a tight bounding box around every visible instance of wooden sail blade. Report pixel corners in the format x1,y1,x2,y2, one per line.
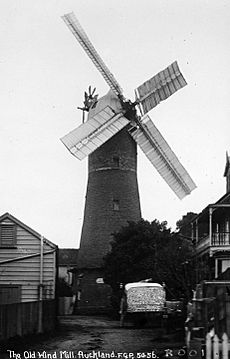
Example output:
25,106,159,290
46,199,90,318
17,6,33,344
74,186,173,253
62,12,123,97
61,106,129,160
129,116,196,199
136,61,187,115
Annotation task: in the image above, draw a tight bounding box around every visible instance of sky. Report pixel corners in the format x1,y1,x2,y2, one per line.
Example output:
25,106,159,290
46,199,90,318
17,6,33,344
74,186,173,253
0,0,230,249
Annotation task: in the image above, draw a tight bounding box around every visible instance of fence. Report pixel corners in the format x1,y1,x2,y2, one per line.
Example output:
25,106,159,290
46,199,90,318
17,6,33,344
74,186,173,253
192,292,230,338
0,300,57,342
206,333,229,359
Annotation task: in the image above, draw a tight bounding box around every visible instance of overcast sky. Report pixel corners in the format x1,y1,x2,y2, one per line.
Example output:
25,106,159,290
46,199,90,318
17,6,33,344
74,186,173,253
0,0,230,248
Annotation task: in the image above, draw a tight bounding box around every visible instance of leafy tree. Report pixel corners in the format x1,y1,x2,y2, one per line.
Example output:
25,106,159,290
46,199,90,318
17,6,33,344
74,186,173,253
156,234,195,299
176,212,197,240
176,211,209,242
103,219,195,308
103,219,168,287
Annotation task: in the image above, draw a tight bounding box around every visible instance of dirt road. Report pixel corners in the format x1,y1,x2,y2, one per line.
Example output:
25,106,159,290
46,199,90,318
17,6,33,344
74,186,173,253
3,315,186,359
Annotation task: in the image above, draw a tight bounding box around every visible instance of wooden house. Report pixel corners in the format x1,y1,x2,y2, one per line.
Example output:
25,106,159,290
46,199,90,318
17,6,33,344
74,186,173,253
0,212,58,304
190,153,230,281
0,213,58,341
183,154,230,346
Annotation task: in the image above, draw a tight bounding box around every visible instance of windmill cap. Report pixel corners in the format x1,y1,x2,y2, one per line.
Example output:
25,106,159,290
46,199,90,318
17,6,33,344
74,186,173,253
87,90,123,121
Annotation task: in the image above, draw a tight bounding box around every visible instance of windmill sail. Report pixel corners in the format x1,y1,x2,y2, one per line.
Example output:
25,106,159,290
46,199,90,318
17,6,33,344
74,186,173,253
61,106,129,160
62,12,123,97
129,116,196,199
61,12,196,199
136,61,187,115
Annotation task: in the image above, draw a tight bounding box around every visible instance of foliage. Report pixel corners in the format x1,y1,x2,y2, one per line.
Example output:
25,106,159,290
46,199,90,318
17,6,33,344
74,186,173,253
156,233,195,300
103,219,168,287
176,211,209,241
103,219,195,304
176,212,197,240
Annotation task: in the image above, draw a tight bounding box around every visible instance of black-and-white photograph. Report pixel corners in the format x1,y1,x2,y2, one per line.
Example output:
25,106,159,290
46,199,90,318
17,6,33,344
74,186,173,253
0,1,230,358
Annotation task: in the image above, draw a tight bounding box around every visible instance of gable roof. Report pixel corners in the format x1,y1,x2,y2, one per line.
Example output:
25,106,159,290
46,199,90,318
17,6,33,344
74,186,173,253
214,191,230,205
59,248,78,266
0,212,58,249
188,192,230,225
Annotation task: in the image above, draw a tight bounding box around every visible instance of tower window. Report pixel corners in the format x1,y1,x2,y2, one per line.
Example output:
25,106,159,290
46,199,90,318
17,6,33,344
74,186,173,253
0,223,16,247
113,156,120,167
113,200,120,211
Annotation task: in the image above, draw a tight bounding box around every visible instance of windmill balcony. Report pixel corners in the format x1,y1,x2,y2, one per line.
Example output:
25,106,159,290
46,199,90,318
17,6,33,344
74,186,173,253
196,232,230,256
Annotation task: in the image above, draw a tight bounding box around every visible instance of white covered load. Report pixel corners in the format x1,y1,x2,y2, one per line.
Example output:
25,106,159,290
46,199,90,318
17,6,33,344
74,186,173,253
125,282,166,312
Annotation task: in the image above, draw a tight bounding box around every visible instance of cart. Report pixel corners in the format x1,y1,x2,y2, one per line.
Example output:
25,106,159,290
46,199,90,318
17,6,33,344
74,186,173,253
119,282,166,327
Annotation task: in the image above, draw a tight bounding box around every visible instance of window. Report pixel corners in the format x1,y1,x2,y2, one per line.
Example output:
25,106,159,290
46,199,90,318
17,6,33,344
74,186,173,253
113,156,120,168
0,223,16,247
113,199,120,211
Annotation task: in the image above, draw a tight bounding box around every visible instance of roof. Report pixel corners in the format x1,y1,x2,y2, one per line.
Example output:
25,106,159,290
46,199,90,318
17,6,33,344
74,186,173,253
190,192,230,224
0,212,58,249
125,282,163,291
59,248,78,266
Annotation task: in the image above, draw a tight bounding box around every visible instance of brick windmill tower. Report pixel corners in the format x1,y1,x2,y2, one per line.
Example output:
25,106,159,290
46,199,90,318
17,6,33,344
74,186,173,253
61,12,196,313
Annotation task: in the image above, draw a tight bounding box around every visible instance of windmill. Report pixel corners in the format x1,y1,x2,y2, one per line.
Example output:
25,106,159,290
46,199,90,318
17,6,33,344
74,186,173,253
61,12,196,313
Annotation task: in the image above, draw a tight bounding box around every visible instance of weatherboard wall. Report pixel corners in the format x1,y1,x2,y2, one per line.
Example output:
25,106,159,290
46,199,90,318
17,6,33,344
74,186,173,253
0,215,57,303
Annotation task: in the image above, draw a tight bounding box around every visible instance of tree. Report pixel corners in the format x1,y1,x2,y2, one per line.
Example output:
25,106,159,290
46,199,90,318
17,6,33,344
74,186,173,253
103,219,169,287
176,212,197,240
103,219,195,308
156,234,195,299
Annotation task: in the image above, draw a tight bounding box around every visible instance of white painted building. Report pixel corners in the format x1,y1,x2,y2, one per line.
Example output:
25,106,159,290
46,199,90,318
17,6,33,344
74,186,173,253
0,213,58,304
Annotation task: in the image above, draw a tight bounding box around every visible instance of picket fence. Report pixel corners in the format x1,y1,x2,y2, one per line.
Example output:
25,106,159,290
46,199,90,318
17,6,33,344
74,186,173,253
206,333,229,359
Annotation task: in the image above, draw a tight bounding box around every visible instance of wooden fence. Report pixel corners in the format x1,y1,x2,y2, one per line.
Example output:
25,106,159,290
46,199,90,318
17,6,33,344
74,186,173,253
214,292,230,337
206,333,229,359
191,292,230,339
0,300,57,342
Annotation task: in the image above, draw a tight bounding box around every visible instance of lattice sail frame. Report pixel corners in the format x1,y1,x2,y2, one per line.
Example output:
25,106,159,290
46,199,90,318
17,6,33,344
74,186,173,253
136,61,187,115
61,106,129,160
129,116,196,199
61,12,196,199
62,12,123,97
